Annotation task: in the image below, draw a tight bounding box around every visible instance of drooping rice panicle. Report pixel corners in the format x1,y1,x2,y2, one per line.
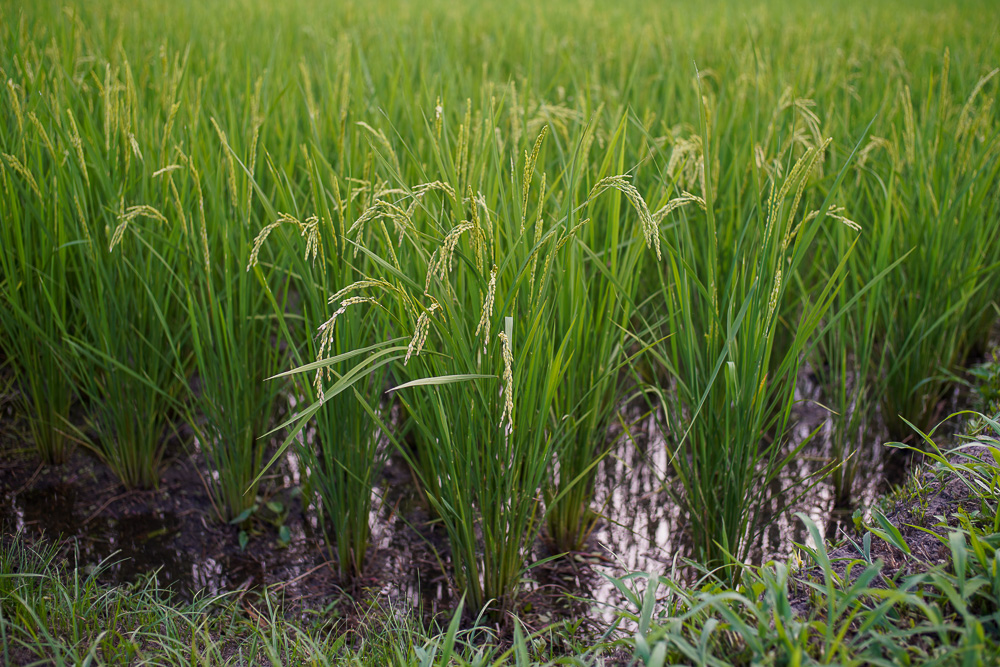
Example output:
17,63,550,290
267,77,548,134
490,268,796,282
474,265,498,350
588,175,660,259
315,296,377,400
521,125,548,234
1,152,41,199
404,302,440,365
109,205,169,252
498,330,514,435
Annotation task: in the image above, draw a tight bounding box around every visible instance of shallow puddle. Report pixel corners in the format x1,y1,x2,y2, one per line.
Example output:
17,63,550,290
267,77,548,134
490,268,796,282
3,482,263,596
0,368,966,626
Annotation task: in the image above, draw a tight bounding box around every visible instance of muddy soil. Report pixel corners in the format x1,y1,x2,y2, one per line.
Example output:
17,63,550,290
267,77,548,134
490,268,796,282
0,363,976,632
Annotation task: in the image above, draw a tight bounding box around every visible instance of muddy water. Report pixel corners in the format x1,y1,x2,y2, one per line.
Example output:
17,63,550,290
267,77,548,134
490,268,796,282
0,370,957,623
2,480,265,596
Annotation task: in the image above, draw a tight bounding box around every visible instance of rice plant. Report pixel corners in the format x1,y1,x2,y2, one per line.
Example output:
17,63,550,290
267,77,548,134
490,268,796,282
68,206,188,490
267,98,660,613
249,138,394,578
336,120,573,616
863,63,1000,440
41,55,190,489
543,113,653,553
813,177,904,509
0,77,78,465
170,115,289,522
645,89,861,575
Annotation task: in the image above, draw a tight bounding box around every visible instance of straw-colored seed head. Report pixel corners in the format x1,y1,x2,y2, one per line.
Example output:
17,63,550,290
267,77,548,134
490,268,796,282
300,215,322,265
315,296,377,400
435,221,474,280
825,205,861,232
475,265,498,350
769,139,830,248
247,226,278,269
414,180,457,201
855,137,897,180
589,175,660,260
127,133,143,162
379,200,412,245
109,204,168,252
319,296,374,333
537,250,554,303
248,213,303,270
191,164,211,274
792,97,823,149
956,68,999,140
424,249,439,294
347,200,385,255
899,85,916,166
65,109,89,187
652,191,706,223
28,112,55,157
329,278,394,304
6,79,23,149
666,134,704,193
555,218,591,252
404,302,440,365
498,331,514,435
2,152,41,200
152,165,182,181
787,140,830,228
475,191,494,242
466,186,485,274
533,173,548,243
247,125,260,214
455,98,472,185
766,268,782,323
521,125,548,234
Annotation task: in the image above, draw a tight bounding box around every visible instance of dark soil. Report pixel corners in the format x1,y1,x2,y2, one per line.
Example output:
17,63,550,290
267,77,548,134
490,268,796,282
0,431,452,629
834,442,996,578
0,356,983,638
0,424,627,639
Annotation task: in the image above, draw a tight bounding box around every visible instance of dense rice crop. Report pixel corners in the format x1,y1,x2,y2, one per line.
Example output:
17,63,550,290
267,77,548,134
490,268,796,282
1,0,998,619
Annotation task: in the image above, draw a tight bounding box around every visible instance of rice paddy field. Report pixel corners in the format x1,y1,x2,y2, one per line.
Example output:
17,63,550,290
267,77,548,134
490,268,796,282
2,0,1000,663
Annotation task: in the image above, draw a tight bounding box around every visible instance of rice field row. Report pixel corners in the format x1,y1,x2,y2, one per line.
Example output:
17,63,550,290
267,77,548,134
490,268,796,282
1,0,999,619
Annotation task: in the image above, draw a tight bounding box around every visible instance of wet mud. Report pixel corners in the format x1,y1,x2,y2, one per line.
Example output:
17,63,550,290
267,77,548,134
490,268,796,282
0,365,973,628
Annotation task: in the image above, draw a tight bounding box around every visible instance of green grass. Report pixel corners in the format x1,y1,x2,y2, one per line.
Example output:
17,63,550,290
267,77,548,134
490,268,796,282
0,533,613,665
620,412,1000,666
5,411,1000,665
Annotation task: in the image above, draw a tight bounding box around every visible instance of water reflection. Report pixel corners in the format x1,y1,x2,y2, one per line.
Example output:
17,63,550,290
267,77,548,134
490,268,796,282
2,365,967,627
